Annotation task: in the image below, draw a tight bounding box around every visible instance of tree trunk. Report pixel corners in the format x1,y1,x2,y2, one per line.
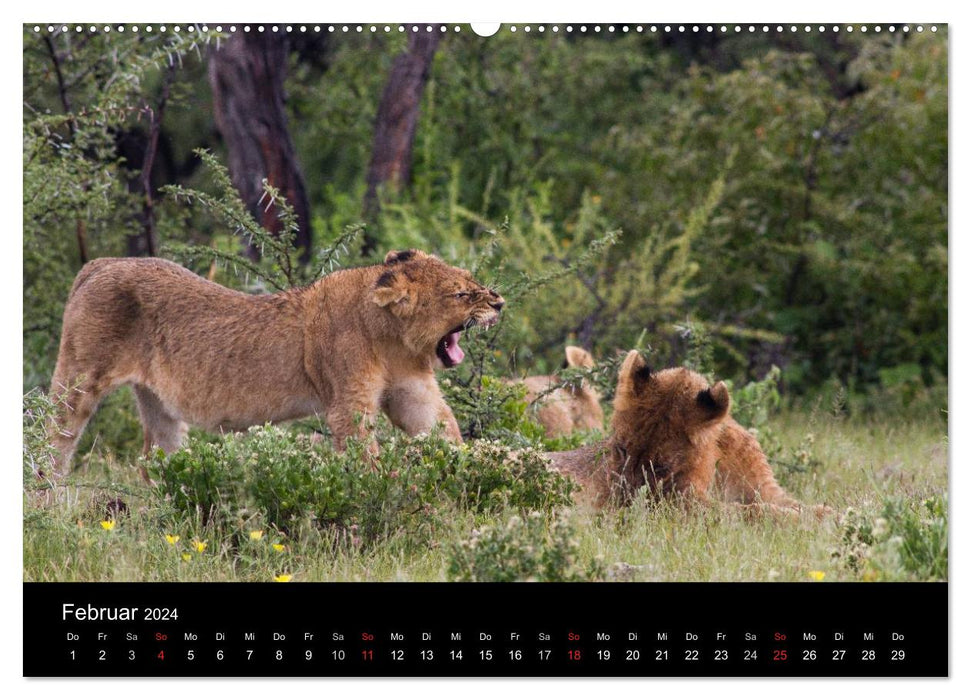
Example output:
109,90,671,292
121,66,176,258
209,32,313,262
363,27,443,252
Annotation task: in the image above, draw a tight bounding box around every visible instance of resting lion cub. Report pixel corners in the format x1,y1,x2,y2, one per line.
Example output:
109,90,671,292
49,249,504,472
517,346,604,437
547,350,828,517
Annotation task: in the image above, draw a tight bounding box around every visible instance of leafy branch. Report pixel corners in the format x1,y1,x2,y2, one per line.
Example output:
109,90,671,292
162,149,297,290
164,149,366,291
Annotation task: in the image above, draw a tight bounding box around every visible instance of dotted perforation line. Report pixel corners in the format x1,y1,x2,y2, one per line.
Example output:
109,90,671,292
508,24,940,34
30,24,464,34
30,24,942,35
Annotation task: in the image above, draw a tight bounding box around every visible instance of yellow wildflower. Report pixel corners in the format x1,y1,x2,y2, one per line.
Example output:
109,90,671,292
273,574,293,583
192,540,208,553
165,534,180,545
100,520,116,531
272,543,286,553
249,530,264,541
808,570,826,581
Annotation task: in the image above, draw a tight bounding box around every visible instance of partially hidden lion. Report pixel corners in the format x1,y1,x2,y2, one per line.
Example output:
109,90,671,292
546,350,829,518
49,249,504,474
516,346,604,437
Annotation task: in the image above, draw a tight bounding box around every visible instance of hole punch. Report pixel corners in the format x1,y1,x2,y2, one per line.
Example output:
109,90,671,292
470,23,501,37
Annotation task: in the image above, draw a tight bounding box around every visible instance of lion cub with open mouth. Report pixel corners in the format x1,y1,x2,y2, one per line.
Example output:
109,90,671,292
49,249,504,473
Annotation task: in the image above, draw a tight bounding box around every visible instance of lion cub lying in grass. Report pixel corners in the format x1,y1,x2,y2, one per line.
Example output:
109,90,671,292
546,350,829,517
516,346,604,437
49,249,504,474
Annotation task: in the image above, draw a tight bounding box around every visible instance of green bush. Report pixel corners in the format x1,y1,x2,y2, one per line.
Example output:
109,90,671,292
150,437,247,527
458,440,577,512
23,388,58,482
832,495,948,581
441,375,548,445
447,512,605,582
729,365,783,429
150,426,575,548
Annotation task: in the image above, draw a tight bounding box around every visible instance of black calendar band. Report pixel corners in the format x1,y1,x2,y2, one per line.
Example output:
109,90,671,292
24,581,947,677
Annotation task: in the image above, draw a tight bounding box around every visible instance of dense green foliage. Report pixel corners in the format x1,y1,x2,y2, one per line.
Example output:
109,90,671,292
150,426,575,548
295,28,948,392
24,26,946,400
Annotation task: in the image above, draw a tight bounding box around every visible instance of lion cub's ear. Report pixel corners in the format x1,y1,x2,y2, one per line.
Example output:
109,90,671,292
371,270,413,315
614,350,652,410
696,381,730,422
384,249,430,265
565,345,595,369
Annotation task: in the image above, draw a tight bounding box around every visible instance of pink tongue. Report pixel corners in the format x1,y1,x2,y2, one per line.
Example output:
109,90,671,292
445,331,464,365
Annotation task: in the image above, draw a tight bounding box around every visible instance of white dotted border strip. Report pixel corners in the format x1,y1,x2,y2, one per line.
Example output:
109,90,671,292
30,24,942,35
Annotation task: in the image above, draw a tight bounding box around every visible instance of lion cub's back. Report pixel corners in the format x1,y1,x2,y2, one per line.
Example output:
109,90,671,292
76,256,276,325
713,419,778,501
59,258,316,427
69,257,241,309
62,257,246,367
67,258,228,346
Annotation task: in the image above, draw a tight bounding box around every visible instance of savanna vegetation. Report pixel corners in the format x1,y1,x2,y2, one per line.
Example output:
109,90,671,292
23,24,947,582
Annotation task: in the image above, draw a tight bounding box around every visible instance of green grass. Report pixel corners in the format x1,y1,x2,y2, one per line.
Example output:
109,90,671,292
23,405,947,584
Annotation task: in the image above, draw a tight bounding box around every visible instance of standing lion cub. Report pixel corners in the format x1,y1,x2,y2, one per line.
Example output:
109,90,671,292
49,249,504,472
547,350,828,517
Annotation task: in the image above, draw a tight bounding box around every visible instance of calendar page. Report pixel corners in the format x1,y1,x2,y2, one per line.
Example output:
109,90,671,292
22,19,948,678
